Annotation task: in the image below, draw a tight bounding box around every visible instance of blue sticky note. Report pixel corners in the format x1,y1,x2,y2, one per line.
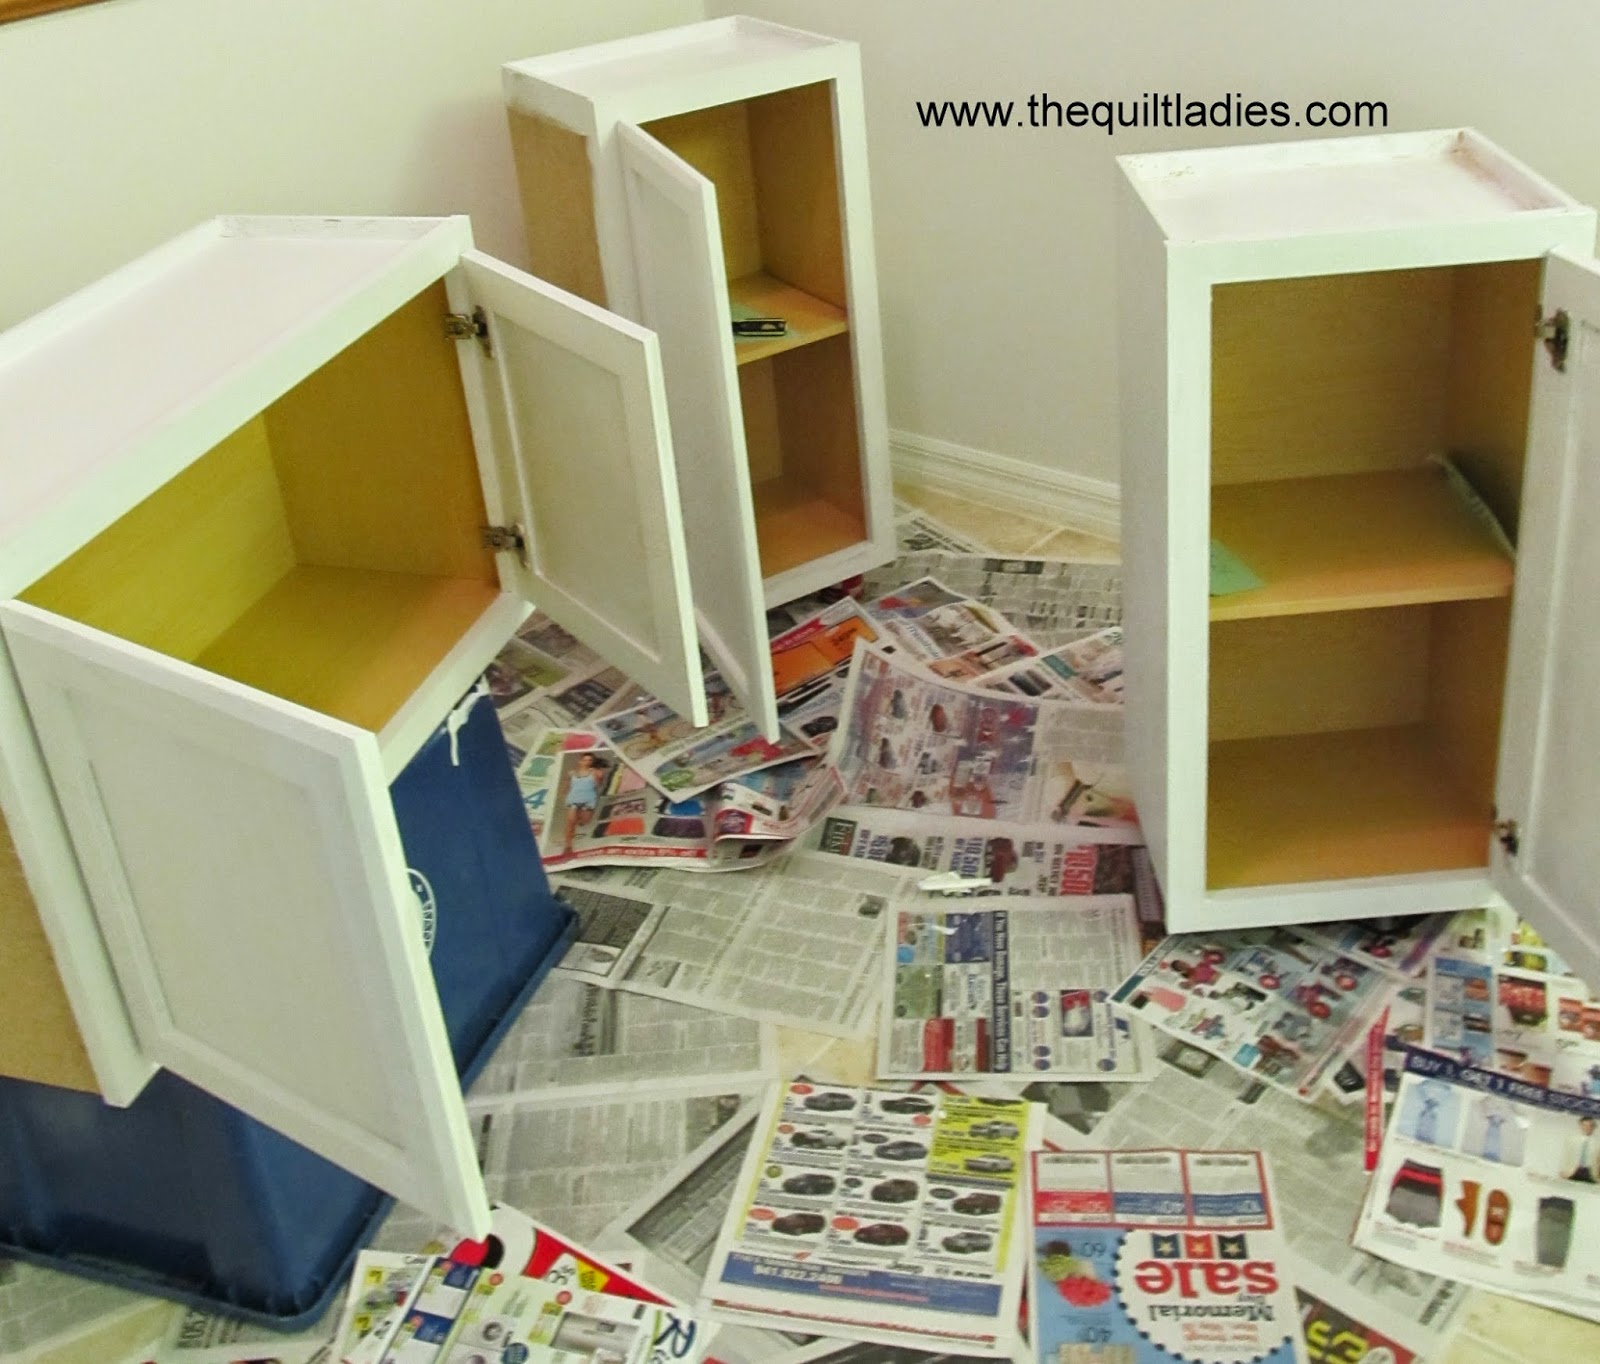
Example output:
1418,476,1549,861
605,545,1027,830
1210,540,1263,596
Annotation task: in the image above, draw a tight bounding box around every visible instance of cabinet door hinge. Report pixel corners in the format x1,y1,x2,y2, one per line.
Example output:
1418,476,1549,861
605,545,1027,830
481,523,527,566
1536,309,1569,372
445,307,492,357
1493,817,1520,857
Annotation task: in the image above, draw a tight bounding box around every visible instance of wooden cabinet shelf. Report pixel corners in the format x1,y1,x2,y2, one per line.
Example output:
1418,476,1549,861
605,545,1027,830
1209,468,1514,621
730,271,848,365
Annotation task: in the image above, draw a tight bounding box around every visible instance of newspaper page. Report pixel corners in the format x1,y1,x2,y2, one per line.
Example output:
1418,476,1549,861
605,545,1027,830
140,1301,336,1364
881,898,1155,1083
703,1083,1039,1355
1111,927,1399,1099
426,1275,709,1364
490,614,639,760
595,682,817,802
1294,914,1457,980
464,975,774,1105
1015,1035,1471,1350
859,556,1122,652
326,1252,433,1364
477,1090,764,1248
1426,952,1600,1096
895,508,990,554
866,579,1040,683
1286,1250,1438,1364
548,852,909,1037
1028,1148,1307,1364
519,731,787,874
809,809,1164,936
1321,979,1426,1107
598,1113,818,1364
1354,1049,1600,1323
771,599,893,752
973,627,1124,705
829,644,1134,838
0,1259,158,1364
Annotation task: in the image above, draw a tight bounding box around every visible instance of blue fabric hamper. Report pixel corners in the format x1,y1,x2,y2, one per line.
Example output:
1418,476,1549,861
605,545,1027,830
0,687,575,1326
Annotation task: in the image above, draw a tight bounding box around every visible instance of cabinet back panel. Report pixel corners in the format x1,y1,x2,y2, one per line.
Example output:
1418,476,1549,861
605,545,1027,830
1212,268,1454,484
0,805,99,1093
645,103,764,281
1445,259,1541,537
1426,595,1510,808
1207,725,1489,889
1209,608,1429,742
747,82,847,309
508,110,609,308
745,335,866,577
265,284,495,585
21,417,297,662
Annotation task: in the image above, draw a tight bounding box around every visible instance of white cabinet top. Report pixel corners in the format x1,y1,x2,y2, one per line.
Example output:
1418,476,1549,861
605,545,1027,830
504,16,850,130
0,216,471,594
1120,129,1588,247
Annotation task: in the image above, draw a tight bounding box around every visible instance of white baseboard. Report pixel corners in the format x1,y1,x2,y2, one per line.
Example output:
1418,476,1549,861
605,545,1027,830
889,429,1121,540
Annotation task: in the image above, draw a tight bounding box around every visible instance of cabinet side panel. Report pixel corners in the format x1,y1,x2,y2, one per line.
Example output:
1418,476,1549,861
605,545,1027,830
20,417,296,662
265,283,495,584
1117,176,1176,896
0,805,98,1092
1427,595,1510,805
747,81,847,308
507,110,609,308
1445,258,1542,535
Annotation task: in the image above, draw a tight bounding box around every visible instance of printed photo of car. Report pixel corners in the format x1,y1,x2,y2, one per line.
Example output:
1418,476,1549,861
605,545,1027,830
874,1140,927,1162
853,1222,910,1247
952,1191,1002,1216
870,1178,920,1203
801,1092,857,1112
782,1172,837,1197
963,1153,1014,1174
789,1130,849,1150
941,1231,993,1254
877,1095,935,1115
770,1212,826,1236
967,1120,1019,1140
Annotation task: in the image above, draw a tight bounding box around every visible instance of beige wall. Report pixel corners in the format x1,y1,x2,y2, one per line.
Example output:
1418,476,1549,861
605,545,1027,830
711,0,1600,487
0,0,702,328
6,1,1600,489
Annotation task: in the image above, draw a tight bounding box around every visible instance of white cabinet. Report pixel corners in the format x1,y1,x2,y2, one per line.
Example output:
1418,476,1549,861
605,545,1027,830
0,214,731,1234
502,16,896,700
1118,129,1600,982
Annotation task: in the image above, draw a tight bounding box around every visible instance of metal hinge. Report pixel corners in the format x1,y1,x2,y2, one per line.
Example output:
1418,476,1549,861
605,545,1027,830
1493,818,1520,857
481,523,527,566
445,307,492,357
1536,309,1569,372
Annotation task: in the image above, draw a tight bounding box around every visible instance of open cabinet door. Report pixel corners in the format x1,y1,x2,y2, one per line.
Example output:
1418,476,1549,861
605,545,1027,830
1491,251,1600,987
616,122,781,740
0,602,490,1237
454,253,707,727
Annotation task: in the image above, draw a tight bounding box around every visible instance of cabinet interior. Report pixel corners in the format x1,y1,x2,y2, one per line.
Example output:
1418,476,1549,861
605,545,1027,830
1205,259,1539,890
644,82,868,577
21,283,498,735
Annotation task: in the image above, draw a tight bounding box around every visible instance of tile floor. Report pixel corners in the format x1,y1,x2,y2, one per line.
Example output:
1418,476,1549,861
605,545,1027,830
6,484,1591,1363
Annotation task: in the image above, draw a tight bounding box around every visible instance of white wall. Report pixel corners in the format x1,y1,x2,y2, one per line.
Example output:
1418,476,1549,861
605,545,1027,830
0,0,703,328
711,0,1600,488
